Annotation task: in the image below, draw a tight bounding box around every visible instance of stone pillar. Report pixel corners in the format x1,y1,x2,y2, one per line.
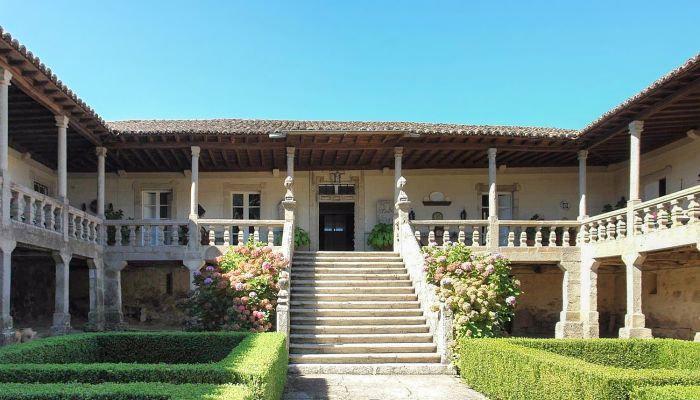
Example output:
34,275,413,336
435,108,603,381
487,148,498,247
578,150,588,220
619,252,653,339
0,239,16,343
96,147,107,218
628,121,643,202
188,146,201,249
51,251,72,335
104,260,127,330
183,259,205,291
579,254,601,338
0,68,11,175
286,147,295,179
55,115,69,201
695,332,700,342
84,258,105,331
555,260,584,338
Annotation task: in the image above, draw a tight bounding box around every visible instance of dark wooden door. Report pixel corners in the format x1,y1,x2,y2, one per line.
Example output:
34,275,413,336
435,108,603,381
319,203,354,251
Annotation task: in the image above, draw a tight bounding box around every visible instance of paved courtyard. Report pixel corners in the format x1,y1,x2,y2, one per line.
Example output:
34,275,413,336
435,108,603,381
283,374,488,400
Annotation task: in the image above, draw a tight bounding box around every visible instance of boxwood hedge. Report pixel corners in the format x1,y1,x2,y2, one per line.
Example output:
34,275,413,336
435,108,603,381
0,383,253,400
456,338,700,400
0,332,288,400
631,385,700,400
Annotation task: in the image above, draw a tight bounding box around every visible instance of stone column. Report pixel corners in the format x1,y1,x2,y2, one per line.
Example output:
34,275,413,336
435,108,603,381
183,259,205,291
96,147,107,217
55,115,69,201
0,239,16,343
619,252,653,338
579,254,601,338
555,260,584,338
578,150,588,220
84,258,105,331
394,147,403,250
103,259,127,330
0,68,11,175
188,146,201,248
628,121,643,203
487,148,498,247
50,251,72,335
286,147,295,179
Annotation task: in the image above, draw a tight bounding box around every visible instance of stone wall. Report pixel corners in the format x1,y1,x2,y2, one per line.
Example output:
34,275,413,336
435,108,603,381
510,264,563,337
642,264,700,340
121,264,190,327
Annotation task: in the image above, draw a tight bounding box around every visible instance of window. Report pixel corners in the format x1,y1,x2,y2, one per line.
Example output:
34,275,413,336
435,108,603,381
319,184,355,195
658,178,667,197
232,192,261,241
33,181,49,196
142,191,172,220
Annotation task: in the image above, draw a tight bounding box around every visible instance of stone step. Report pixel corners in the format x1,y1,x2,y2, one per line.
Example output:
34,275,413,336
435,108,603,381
292,293,418,301
292,286,416,294
294,256,403,262
289,333,434,344
288,363,453,374
295,251,400,257
293,261,405,267
290,300,420,309
291,308,423,317
290,324,430,334
293,267,407,274
291,316,427,326
291,342,437,354
292,279,412,287
289,353,442,364
294,273,410,280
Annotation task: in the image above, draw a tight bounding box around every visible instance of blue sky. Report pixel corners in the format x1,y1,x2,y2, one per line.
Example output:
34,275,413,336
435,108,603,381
2,1,699,128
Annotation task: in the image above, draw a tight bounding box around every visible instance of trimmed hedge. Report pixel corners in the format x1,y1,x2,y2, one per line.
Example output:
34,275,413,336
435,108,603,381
631,386,700,400
0,383,253,400
0,332,288,400
456,338,700,400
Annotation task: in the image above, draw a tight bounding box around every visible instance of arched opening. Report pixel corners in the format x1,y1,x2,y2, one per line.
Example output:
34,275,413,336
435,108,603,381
641,247,700,340
120,262,191,329
509,264,564,337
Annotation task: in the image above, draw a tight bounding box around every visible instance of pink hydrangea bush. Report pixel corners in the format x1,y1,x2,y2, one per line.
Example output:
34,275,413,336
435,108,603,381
423,242,521,339
183,241,288,332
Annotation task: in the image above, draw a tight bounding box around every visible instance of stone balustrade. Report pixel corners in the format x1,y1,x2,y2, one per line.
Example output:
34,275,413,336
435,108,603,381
499,220,580,247
633,185,700,234
410,220,489,247
103,219,189,247
9,182,65,235
67,206,102,245
197,219,284,246
581,209,628,244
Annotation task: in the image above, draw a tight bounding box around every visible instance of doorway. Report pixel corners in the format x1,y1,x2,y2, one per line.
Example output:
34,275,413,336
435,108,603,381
319,203,355,251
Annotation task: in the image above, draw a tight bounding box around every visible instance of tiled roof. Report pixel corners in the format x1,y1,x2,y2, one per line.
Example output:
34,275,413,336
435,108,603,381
107,119,578,139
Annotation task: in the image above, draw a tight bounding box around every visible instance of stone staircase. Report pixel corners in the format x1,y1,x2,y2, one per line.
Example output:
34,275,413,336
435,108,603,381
288,251,449,374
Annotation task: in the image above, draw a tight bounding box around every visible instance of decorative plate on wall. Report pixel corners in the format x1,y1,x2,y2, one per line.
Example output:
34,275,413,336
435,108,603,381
423,191,451,206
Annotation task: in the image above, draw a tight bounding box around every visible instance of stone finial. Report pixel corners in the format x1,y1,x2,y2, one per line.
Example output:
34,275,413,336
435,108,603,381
284,176,294,200
397,176,408,202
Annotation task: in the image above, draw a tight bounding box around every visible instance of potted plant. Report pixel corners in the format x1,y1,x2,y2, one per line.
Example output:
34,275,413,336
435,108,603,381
294,227,310,250
525,214,543,246
367,223,393,251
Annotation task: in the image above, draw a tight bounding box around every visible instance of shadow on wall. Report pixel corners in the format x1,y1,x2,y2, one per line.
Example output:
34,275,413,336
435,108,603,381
508,265,563,338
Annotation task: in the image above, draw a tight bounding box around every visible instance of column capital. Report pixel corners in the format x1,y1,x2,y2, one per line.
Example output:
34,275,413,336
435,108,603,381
629,120,644,137
578,149,588,161
394,146,403,157
487,147,497,158
191,146,201,157
95,146,107,158
286,146,295,157
0,68,11,86
54,115,69,129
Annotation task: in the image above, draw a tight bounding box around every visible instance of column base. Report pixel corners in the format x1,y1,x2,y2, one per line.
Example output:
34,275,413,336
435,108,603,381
0,328,15,345
619,327,653,339
694,332,700,342
582,311,600,338
50,313,71,336
555,320,584,339
104,311,127,331
84,311,105,332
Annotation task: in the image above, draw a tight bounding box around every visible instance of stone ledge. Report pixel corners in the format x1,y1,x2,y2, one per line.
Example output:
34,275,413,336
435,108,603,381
288,363,456,375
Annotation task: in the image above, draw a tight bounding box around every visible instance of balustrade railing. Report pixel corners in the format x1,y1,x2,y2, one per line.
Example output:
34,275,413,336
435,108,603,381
581,209,627,244
103,219,189,247
499,220,580,247
67,206,102,245
197,219,284,247
410,220,489,247
633,185,700,234
9,183,64,235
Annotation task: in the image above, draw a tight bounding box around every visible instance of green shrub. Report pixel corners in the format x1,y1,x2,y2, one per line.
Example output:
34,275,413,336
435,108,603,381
631,385,700,400
294,227,310,248
456,338,700,400
0,332,287,400
0,383,253,400
367,223,393,250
